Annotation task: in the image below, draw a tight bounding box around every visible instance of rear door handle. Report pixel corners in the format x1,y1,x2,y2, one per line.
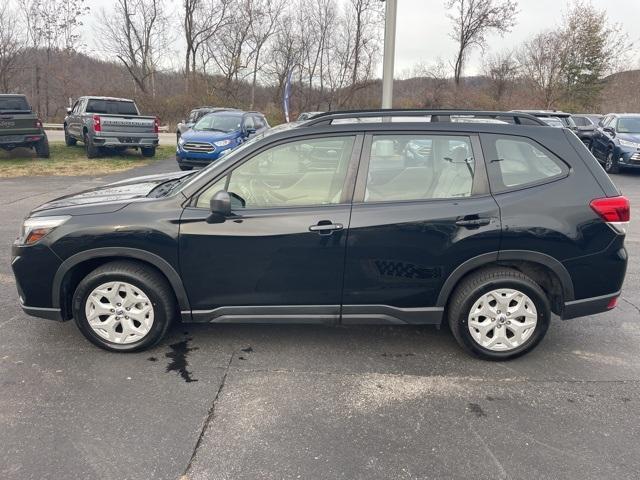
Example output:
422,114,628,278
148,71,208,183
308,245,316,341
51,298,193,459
455,217,491,227
309,221,344,235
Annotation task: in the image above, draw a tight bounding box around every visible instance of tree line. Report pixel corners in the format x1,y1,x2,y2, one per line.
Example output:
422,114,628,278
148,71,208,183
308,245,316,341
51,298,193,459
0,0,635,124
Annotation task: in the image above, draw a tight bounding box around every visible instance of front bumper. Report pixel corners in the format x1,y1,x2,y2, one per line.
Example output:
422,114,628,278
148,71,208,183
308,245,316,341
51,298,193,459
615,147,640,168
11,242,64,321
176,147,232,167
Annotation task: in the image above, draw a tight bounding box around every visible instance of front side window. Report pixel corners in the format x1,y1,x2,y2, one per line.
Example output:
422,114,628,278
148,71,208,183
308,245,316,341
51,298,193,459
363,135,475,202
483,134,567,192
617,117,640,134
196,136,355,209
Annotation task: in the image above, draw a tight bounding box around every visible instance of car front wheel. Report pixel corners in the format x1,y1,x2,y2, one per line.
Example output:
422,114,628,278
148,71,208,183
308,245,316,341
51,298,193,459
447,268,550,360
72,260,175,352
604,151,620,174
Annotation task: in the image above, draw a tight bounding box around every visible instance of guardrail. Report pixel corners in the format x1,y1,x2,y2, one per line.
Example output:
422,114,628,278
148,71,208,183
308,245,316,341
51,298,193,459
43,123,171,132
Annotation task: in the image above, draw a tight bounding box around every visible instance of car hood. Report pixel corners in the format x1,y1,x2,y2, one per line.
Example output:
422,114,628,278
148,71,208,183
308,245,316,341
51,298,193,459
32,170,191,214
182,129,239,142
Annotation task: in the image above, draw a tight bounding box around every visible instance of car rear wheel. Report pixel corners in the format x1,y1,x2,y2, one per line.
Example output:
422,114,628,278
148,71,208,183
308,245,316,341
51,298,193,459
72,261,175,352
604,151,619,174
447,267,550,360
34,136,50,158
141,147,156,158
84,133,100,159
64,126,77,146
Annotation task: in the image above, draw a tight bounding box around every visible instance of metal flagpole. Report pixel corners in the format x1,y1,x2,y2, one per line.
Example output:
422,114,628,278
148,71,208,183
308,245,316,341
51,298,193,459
381,0,397,109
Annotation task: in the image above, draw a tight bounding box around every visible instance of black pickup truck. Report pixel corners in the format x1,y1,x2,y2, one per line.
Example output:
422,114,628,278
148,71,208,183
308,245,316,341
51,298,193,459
0,94,50,158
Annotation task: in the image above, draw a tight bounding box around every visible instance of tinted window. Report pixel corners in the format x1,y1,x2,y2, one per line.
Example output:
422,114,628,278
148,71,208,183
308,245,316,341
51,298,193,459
244,116,255,130
363,135,475,202
483,135,567,192
0,96,30,111
86,99,138,115
573,116,590,127
253,115,266,129
197,136,355,208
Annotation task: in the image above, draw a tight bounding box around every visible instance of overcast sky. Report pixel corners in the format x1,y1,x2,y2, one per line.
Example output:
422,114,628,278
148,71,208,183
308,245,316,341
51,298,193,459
83,0,640,77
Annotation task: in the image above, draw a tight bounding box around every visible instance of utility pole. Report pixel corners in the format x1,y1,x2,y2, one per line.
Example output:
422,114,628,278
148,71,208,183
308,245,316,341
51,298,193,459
381,0,397,109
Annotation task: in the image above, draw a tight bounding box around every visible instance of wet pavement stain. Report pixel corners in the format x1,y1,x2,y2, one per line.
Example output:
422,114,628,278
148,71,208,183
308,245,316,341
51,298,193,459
467,402,487,418
147,356,158,362
241,346,253,353
165,338,199,383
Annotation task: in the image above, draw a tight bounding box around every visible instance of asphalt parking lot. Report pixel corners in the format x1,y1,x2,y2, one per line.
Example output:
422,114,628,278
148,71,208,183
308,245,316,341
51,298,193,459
1,159,640,480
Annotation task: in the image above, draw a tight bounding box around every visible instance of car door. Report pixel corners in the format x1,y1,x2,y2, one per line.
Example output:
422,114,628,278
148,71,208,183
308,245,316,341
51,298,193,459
67,100,80,138
179,134,363,322
341,132,501,325
593,115,612,158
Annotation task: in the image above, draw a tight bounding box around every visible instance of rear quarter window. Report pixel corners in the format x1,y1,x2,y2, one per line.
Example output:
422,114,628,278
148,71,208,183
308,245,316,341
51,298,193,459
481,134,569,193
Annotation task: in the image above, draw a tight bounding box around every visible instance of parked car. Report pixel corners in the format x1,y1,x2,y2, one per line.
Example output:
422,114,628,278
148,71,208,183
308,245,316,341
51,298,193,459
571,114,603,146
12,109,628,360
64,96,159,158
0,94,49,158
590,113,640,173
539,117,565,128
512,110,578,131
176,110,269,170
297,111,325,121
176,107,237,142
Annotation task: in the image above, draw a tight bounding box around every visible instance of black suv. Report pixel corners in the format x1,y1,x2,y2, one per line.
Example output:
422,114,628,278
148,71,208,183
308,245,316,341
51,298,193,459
11,110,628,360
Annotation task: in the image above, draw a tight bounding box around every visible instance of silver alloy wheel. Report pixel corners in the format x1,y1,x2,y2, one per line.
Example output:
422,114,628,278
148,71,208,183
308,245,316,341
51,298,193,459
467,288,538,352
605,153,613,171
85,281,154,344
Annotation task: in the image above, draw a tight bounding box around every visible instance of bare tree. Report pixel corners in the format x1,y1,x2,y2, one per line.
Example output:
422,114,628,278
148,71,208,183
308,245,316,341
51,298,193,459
183,0,231,92
483,50,518,106
518,31,567,109
247,0,286,109
0,2,25,92
99,0,168,95
445,0,517,85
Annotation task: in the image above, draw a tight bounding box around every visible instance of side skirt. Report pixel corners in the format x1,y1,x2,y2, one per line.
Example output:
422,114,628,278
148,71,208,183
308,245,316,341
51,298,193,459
182,304,444,326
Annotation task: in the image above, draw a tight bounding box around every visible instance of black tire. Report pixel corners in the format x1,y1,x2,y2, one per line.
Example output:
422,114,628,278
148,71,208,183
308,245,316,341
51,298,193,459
72,260,176,352
447,267,551,361
84,132,100,159
604,151,620,174
34,136,50,158
141,147,156,158
64,126,77,146
179,165,193,171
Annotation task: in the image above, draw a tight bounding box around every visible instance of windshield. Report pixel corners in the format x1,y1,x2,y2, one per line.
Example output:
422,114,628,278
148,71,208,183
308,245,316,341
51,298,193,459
86,99,138,115
194,113,242,132
0,96,30,112
617,117,640,134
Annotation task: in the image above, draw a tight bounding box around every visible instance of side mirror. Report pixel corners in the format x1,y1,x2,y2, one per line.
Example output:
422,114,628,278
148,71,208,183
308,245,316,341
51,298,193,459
604,127,615,135
66,107,72,114
245,127,257,136
208,190,231,223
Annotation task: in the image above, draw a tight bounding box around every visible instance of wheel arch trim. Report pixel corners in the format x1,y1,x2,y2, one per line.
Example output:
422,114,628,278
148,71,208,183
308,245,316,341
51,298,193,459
52,247,191,313
436,250,575,307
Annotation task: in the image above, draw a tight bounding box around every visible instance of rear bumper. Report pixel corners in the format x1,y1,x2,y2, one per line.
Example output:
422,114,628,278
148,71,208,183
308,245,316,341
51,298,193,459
92,133,159,148
562,291,620,320
0,133,44,146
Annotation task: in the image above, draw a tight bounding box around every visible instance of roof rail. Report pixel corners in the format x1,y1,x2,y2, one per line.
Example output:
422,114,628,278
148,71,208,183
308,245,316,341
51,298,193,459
303,109,547,126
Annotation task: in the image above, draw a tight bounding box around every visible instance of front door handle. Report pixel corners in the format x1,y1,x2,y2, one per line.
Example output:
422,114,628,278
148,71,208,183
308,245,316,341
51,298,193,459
455,217,491,228
309,221,344,235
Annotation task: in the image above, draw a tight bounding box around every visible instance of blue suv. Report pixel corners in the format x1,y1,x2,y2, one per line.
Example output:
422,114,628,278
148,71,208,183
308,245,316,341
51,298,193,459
590,113,640,174
176,110,269,170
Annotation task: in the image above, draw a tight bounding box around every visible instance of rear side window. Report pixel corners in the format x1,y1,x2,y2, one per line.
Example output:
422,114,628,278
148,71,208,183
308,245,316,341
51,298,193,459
363,135,476,202
86,99,138,115
482,134,568,193
573,116,591,127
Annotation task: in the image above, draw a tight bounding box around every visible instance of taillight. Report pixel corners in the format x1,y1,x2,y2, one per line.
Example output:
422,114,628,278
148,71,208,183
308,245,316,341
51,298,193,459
590,196,630,233
154,117,159,133
93,114,101,132
607,296,618,310
34,118,43,129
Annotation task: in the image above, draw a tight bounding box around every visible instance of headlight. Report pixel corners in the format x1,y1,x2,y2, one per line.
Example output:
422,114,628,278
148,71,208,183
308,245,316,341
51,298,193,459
17,216,70,245
619,139,640,149
178,137,185,147
214,139,232,147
